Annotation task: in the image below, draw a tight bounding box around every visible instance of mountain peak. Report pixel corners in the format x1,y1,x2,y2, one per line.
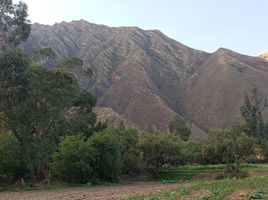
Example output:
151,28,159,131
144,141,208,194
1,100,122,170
23,21,268,136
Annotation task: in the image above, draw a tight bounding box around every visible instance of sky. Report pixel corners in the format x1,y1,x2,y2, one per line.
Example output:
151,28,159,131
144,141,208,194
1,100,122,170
15,0,268,56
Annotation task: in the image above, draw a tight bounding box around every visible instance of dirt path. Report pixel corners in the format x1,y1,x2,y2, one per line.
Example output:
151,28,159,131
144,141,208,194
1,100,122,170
0,183,182,200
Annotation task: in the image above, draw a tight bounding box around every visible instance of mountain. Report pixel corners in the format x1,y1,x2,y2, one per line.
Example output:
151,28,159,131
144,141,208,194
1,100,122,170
259,52,268,61
23,20,268,138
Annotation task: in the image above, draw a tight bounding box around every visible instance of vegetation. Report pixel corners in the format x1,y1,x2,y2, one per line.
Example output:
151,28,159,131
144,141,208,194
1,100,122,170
123,176,268,200
140,134,182,168
33,47,57,67
169,116,192,141
1,2,268,198
0,0,31,49
205,127,256,177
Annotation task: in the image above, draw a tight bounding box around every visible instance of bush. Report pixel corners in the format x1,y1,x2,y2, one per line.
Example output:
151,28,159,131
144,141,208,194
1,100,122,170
89,128,123,182
52,134,95,183
0,133,24,181
140,133,182,168
52,126,142,183
181,140,204,164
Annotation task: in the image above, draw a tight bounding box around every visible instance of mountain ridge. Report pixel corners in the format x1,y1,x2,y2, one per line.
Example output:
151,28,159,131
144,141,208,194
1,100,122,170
23,20,268,137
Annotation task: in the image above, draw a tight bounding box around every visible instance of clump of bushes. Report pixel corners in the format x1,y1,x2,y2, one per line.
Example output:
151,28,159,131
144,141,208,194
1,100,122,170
51,126,140,183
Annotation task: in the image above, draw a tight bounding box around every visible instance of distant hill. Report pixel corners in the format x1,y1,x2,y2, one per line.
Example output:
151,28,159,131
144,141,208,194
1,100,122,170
23,20,268,138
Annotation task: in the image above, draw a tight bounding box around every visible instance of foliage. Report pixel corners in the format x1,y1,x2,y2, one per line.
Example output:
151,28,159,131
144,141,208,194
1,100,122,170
206,127,256,177
52,125,140,183
181,140,204,164
240,87,267,141
0,133,22,180
0,0,31,48
169,116,191,141
89,128,124,182
57,57,84,69
124,176,268,200
52,134,95,183
33,48,57,67
140,134,182,168
0,49,84,180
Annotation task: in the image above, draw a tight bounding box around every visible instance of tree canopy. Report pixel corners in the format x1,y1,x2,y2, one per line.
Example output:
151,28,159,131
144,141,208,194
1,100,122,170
0,0,31,49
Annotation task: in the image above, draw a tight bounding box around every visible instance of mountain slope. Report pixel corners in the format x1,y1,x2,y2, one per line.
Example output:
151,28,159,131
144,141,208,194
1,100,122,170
23,20,268,136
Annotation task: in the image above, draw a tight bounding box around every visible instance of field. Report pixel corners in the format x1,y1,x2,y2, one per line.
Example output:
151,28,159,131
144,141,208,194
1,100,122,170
1,164,268,200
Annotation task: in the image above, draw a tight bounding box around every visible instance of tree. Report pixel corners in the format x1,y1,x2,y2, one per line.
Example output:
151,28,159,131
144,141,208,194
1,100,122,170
169,116,192,141
0,0,31,49
207,127,256,177
52,134,95,183
0,132,23,181
57,57,84,69
33,48,57,67
89,128,124,182
240,87,267,141
140,134,182,168
0,49,81,180
181,140,203,164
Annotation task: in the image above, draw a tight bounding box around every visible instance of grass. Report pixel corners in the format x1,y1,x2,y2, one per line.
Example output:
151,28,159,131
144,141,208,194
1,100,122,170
122,176,268,200
158,164,268,183
122,164,268,200
1,163,268,198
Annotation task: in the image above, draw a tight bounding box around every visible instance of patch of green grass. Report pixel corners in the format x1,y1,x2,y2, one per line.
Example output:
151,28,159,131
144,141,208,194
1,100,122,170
158,164,268,183
177,187,191,195
123,176,268,200
246,189,267,200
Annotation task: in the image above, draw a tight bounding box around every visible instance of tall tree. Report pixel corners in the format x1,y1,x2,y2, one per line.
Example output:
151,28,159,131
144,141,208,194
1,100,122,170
0,49,81,180
0,0,31,49
207,127,256,177
169,116,192,141
240,87,267,140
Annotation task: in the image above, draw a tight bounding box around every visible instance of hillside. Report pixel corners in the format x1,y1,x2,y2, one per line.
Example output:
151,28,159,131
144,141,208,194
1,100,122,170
23,20,268,137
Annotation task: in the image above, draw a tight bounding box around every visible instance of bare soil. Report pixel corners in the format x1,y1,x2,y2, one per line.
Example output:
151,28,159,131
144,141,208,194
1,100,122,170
0,182,182,200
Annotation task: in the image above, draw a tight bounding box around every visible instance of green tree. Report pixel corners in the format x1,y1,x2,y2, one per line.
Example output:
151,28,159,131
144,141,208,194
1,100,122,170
52,134,95,183
181,140,203,164
33,47,57,67
57,57,84,69
0,50,81,180
207,127,256,177
0,0,31,49
140,134,182,168
89,128,123,182
169,116,192,141
0,133,22,181
240,87,267,141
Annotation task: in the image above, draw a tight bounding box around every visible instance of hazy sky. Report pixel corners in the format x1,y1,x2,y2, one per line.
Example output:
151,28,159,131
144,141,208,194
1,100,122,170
15,0,267,55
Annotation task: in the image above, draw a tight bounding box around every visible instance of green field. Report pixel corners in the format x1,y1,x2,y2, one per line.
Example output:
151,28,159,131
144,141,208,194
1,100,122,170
123,164,268,200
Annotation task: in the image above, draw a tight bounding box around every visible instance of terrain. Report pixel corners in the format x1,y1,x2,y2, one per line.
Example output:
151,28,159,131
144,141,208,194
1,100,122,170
23,20,268,137
1,164,268,200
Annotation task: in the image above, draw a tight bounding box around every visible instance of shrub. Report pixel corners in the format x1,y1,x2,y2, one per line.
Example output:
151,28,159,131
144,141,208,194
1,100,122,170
52,134,95,183
140,133,182,168
0,133,26,181
89,128,123,182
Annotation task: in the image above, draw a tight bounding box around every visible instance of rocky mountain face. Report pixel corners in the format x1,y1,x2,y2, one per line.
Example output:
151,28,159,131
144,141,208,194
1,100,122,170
23,20,268,138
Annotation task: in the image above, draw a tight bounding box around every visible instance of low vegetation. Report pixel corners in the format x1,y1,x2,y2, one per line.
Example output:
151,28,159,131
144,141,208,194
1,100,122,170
1,1,268,199
123,176,268,200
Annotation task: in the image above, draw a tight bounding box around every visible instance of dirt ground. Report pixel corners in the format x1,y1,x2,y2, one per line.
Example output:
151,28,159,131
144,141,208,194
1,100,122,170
0,182,182,200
